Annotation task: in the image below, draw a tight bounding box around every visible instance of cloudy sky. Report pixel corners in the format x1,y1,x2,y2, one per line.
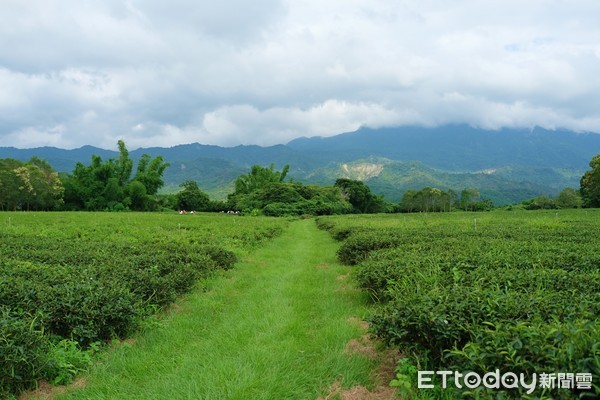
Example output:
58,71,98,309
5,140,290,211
1,0,600,150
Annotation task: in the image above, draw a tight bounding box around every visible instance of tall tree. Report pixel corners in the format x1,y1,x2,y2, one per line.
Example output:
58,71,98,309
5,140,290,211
134,154,169,195
0,158,63,211
555,187,583,209
127,180,148,211
233,164,289,195
580,154,600,208
115,139,133,186
62,140,168,211
334,178,387,214
460,188,480,211
401,190,418,213
0,159,22,210
177,180,210,211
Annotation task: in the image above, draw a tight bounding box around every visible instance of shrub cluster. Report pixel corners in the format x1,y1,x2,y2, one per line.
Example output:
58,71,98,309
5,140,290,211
319,212,600,399
0,213,287,398
0,307,48,398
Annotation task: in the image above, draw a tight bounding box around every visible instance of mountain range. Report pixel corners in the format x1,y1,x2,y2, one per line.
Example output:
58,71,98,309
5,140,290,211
2,125,599,205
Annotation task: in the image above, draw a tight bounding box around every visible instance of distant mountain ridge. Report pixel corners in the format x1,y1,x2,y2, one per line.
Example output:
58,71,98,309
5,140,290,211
1,125,599,205
287,125,600,170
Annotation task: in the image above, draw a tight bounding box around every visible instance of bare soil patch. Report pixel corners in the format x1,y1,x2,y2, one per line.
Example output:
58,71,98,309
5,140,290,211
319,318,401,400
320,379,397,400
18,378,87,400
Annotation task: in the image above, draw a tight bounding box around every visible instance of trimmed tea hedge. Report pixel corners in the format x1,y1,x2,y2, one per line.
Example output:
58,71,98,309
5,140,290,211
318,210,600,399
0,212,287,398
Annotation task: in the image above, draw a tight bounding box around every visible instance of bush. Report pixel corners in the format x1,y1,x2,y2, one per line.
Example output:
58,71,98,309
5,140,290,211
446,320,600,399
0,307,49,397
200,246,237,270
42,339,95,385
319,212,600,399
0,212,288,398
40,279,142,345
0,262,142,346
336,230,401,265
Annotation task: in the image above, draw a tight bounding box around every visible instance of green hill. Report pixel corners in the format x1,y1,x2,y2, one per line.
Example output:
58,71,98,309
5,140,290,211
1,125,596,204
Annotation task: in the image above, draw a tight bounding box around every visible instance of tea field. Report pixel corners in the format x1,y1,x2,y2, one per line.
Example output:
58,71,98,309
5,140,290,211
0,212,288,398
317,209,600,399
2,210,599,399
41,219,381,400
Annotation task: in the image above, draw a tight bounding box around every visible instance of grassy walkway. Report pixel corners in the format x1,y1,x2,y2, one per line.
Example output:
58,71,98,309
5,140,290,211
50,219,380,400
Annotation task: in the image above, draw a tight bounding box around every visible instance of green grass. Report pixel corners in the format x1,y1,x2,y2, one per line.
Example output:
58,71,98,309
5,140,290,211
49,219,379,400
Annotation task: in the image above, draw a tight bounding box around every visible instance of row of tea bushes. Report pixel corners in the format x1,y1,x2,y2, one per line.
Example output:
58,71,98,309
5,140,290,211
317,210,600,399
0,212,288,398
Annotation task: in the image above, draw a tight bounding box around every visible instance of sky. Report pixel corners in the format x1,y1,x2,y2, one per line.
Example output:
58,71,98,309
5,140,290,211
1,0,600,150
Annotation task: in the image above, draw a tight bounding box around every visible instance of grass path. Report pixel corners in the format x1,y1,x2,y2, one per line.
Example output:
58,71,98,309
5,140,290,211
50,219,381,400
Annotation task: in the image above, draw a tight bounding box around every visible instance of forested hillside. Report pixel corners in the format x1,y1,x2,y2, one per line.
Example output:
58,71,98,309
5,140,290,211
2,125,599,204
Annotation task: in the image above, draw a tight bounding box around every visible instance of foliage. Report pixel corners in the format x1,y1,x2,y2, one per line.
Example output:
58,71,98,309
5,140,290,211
233,163,289,195
400,187,492,213
42,339,96,385
133,153,169,195
580,154,600,207
0,307,48,397
555,187,583,208
199,246,237,270
334,178,388,213
62,140,169,211
0,212,287,398
390,357,420,398
318,210,600,399
522,195,557,210
176,180,211,211
336,230,402,265
521,187,583,210
446,320,599,399
0,157,64,211
228,165,354,216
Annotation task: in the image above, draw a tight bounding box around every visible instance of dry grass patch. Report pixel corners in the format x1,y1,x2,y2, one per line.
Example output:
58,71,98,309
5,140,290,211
347,316,369,331
18,378,87,400
320,317,401,400
320,380,396,400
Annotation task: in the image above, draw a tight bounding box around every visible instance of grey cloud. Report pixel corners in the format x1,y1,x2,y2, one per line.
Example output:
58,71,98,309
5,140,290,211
1,0,600,150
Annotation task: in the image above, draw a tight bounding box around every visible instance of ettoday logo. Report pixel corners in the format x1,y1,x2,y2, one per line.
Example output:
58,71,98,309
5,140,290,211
418,370,594,394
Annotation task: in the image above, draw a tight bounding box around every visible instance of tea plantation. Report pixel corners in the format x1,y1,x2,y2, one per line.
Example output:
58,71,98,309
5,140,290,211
0,212,287,398
317,210,600,399
2,210,599,399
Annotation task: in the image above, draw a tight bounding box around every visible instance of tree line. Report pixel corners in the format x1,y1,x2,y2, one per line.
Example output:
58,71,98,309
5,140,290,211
0,157,64,211
1,142,599,214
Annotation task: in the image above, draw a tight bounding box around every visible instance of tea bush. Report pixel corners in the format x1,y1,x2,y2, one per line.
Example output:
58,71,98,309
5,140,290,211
336,230,403,265
0,212,288,398
446,320,600,399
318,210,600,399
0,307,48,398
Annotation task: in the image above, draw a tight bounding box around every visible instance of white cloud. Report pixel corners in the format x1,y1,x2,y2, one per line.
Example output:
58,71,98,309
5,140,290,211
1,0,600,149
4,125,68,148
199,101,414,146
